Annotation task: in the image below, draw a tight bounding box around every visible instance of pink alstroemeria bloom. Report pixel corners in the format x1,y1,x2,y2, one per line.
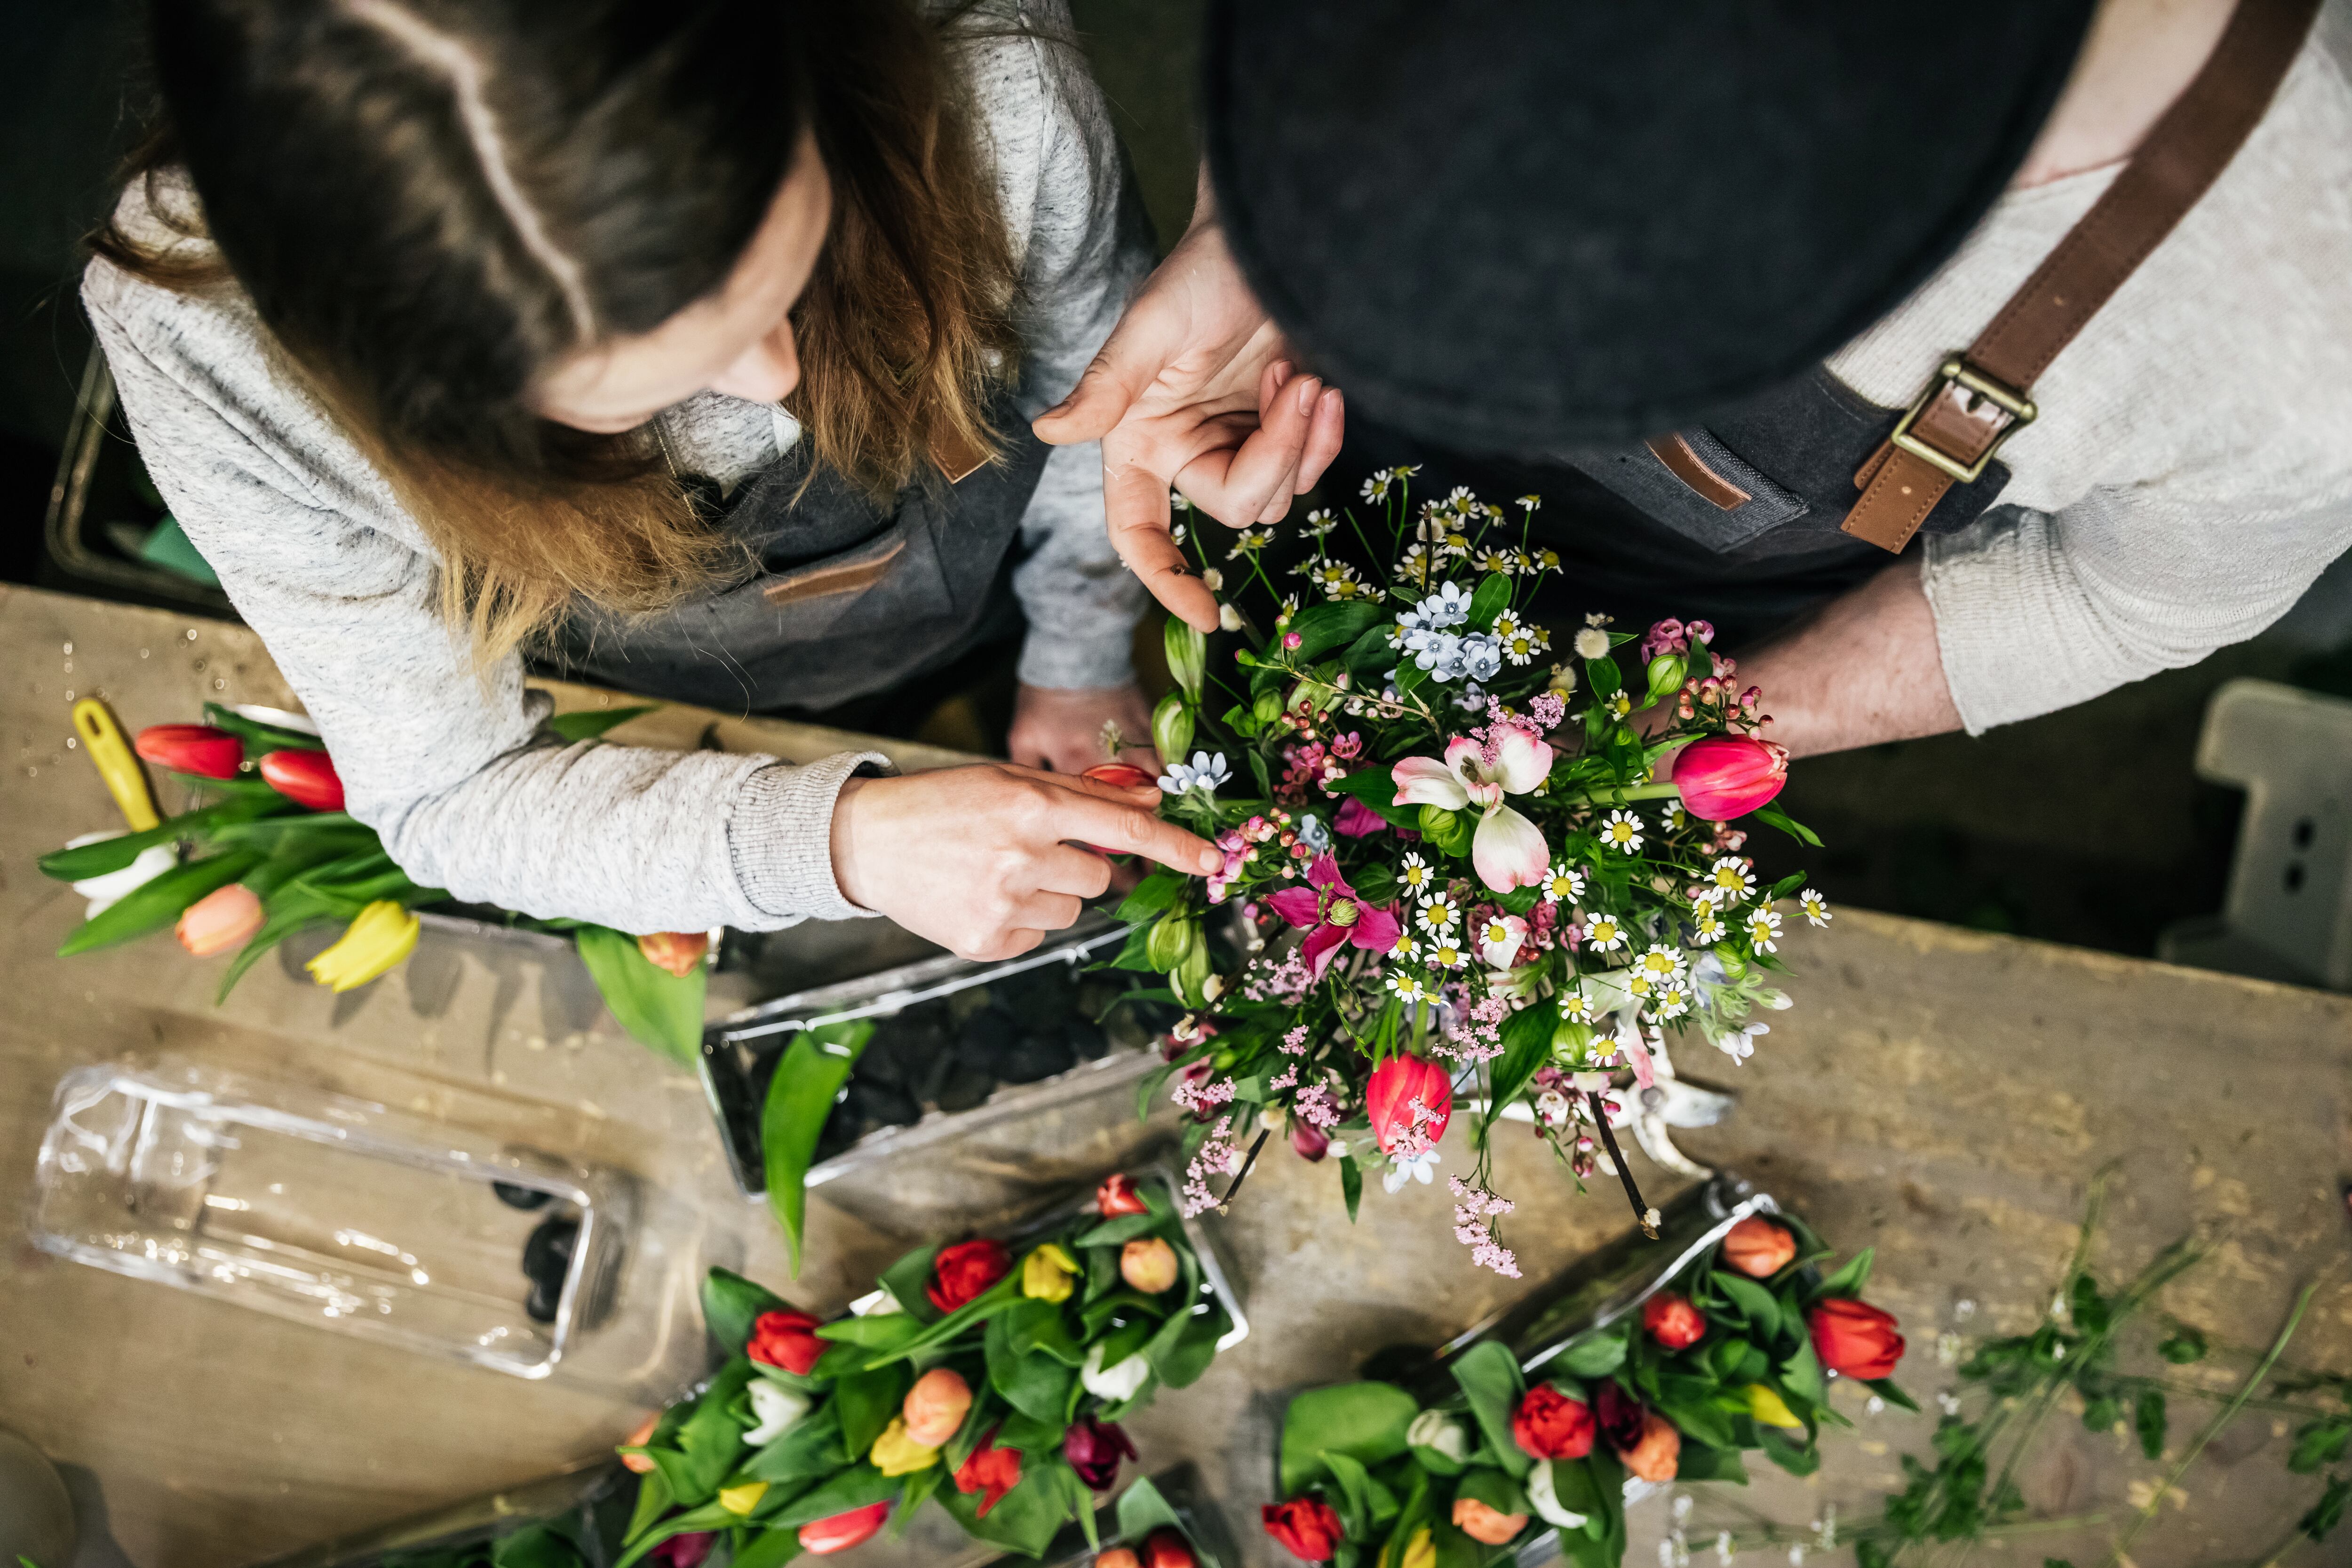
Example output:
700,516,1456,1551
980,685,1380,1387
1391,731,1554,892
1263,854,1402,979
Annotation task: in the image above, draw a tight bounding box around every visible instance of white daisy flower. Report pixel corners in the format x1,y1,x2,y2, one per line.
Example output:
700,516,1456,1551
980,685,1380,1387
1536,548,1561,570
1398,852,1432,892
1502,626,1550,665
1226,526,1274,560
1649,983,1692,1020
1517,494,1543,514
1388,930,1422,962
1541,863,1584,904
1691,906,1725,946
1558,991,1592,1022
1626,973,1653,1000
1394,543,1433,581
1800,890,1833,926
1582,913,1627,952
1428,940,1469,971
1637,943,1685,981
1747,908,1784,953
1361,470,1393,502
1708,857,1757,900
1493,610,1522,641
1605,692,1633,719
1474,548,1517,575
1304,508,1339,537
1417,892,1462,935
1599,810,1645,854
1386,971,1429,1003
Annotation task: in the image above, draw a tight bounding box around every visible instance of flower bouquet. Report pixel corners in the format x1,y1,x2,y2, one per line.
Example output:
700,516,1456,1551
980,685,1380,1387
38,701,707,1061
1059,1472,1229,1568
613,1171,1240,1565
1119,476,1827,1256
1261,1210,1909,1568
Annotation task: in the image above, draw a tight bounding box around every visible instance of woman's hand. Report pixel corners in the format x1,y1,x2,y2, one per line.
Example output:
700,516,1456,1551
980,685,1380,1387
829,764,1215,960
1007,681,1157,775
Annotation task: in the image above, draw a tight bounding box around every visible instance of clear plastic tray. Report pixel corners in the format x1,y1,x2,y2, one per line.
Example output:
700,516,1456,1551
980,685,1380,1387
29,1059,723,1397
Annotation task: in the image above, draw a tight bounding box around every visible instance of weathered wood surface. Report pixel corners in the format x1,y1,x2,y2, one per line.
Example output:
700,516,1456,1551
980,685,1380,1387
2,587,2346,1566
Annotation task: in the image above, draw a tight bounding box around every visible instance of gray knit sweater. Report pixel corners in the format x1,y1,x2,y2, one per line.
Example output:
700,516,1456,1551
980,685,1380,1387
83,0,1151,934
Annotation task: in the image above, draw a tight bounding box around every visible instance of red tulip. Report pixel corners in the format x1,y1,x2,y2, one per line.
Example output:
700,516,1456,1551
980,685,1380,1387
954,1431,1024,1517
135,724,244,780
1670,736,1788,820
1097,1173,1151,1217
1721,1215,1797,1278
1365,1053,1452,1156
1810,1298,1906,1379
1141,1529,1196,1568
1592,1380,1649,1454
259,747,344,811
1643,1290,1707,1351
637,931,708,977
177,883,264,957
1510,1385,1595,1460
1262,1497,1344,1562
799,1501,890,1554
1081,763,1155,789
746,1309,825,1375
928,1238,1013,1313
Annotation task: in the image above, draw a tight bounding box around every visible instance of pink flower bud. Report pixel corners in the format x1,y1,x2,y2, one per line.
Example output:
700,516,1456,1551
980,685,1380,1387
176,883,264,957
1283,631,1303,650
1670,736,1788,820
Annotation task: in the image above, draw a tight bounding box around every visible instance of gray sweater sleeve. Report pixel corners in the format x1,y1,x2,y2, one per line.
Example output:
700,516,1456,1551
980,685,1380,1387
83,281,887,934
978,3,1155,690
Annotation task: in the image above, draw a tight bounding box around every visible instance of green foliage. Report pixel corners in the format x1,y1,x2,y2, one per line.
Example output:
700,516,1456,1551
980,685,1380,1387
573,923,706,1066
544,704,657,743
761,1019,875,1274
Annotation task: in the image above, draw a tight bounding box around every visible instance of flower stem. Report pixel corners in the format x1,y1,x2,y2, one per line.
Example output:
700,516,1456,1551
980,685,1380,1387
1217,1127,1272,1215
1584,1089,1657,1239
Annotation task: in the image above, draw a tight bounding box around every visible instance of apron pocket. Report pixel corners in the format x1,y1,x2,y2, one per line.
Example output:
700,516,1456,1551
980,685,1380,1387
1567,429,1811,553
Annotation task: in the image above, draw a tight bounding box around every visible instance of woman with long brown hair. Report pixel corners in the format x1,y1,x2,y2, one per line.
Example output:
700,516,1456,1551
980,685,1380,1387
83,0,1247,958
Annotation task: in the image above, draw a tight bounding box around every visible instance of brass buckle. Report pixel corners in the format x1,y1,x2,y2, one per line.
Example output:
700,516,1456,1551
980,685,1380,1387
1888,356,2037,485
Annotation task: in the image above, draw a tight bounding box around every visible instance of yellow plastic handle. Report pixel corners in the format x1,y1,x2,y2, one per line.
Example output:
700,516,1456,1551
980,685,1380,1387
71,698,160,833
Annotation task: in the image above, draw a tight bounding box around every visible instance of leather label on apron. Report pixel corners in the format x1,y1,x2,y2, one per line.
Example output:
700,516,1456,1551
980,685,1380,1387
762,535,909,607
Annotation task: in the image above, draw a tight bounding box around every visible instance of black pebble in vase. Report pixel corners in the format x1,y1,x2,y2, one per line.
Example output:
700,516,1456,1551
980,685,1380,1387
492,1179,552,1211
522,1214,579,1326
956,1008,1018,1075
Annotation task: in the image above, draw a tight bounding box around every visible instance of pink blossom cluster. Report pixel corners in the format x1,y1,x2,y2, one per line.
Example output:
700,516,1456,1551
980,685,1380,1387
1448,1177,1522,1278
1293,1082,1342,1130
1178,1116,1247,1217
1170,1070,1236,1118
1277,732,1361,804
1239,947,1313,1004
1438,995,1508,1064
1279,1024,1310,1055
1386,1095,1443,1162
1638,616,1716,661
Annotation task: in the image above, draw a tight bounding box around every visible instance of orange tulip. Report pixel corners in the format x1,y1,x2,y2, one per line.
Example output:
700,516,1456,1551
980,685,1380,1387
1721,1215,1797,1278
637,930,708,977
1619,1410,1682,1482
1120,1236,1179,1294
902,1367,973,1448
176,883,263,957
619,1411,660,1474
1451,1497,1526,1546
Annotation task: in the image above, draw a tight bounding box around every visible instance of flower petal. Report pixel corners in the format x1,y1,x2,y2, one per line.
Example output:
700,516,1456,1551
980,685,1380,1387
1306,852,1347,893
1391,756,1468,810
1490,729,1555,795
1470,805,1550,892
1300,922,1349,979
1349,904,1402,953
1263,886,1324,928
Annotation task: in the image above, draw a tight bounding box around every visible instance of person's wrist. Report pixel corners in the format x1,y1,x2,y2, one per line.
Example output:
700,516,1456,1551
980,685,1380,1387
829,774,874,910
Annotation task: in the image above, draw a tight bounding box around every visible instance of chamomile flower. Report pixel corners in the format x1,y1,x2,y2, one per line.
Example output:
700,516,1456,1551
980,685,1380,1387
1517,494,1543,514
1599,810,1645,854
1637,943,1686,981
1436,529,1471,561
1386,971,1430,1003
1690,904,1726,946
1626,972,1654,1001
1417,891,1462,935
1474,547,1518,575
1540,863,1585,904
1502,625,1550,665
1226,526,1274,560
1605,692,1633,719
1746,908,1784,953
1649,983,1692,1020
1387,930,1422,963
1398,852,1433,893
1707,857,1756,900
1361,470,1394,502
1305,560,1364,600
1536,548,1561,571
1582,913,1627,952
1394,543,1433,581
1493,610,1523,642
1800,890,1833,926
1511,550,1538,575
1427,940,1469,971
1573,627,1611,659
1169,490,1192,512
1443,485,1477,517
1558,990,1592,1023
1304,508,1339,538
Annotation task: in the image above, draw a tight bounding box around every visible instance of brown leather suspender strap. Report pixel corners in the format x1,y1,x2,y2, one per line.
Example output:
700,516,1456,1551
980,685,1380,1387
1839,0,2321,551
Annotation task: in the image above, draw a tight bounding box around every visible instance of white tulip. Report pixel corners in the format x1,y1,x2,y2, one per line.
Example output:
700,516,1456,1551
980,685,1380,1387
1525,1460,1589,1529
1406,1409,1469,1464
1080,1341,1152,1403
744,1379,810,1446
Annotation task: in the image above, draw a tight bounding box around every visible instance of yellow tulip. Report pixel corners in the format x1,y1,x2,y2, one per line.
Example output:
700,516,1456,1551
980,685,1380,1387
1022,1242,1081,1302
868,1415,941,1476
717,1480,769,1515
305,900,420,992
1743,1383,1804,1430
1398,1526,1436,1568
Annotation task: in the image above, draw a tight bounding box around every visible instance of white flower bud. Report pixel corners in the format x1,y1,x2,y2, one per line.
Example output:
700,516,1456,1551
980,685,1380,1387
1201,568,1224,592
1219,603,1243,633
1574,628,1610,660
1406,1409,1470,1463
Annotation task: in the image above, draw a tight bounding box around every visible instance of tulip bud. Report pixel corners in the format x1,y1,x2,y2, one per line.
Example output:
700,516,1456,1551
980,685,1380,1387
1669,735,1788,820
1743,1383,1804,1429
869,1416,941,1476
1398,1530,1435,1568
1809,1297,1907,1378
1151,693,1193,763
1642,1290,1708,1350
1095,1552,1143,1568
1082,762,1154,790
1120,1236,1179,1294
177,883,264,957
1142,1529,1197,1568
619,1412,660,1474
800,1502,890,1555
1618,1409,1682,1483
902,1367,973,1448
1645,653,1687,702
1144,915,1198,972
1365,1054,1453,1155
259,747,345,811
1164,618,1206,699
637,930,708,977
1096,1173,1150,1217
1451,1497,1527,1547
134,723,244,780
1021,1243,1081,1303
304,900,419,992
717,1480,770,1514
1289,1118,1329,1162
1720,1215,1797,1278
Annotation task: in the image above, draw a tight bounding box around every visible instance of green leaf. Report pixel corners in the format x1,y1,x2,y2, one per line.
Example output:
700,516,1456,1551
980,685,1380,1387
875,1244,945,1324
490,1524,586,1568
1114,1473,1186,1543
1341,1153,1363,1222
613,1501,740,1568
1327,767,1418,831
1290,601,1385,662
2134,1388,2167,1461
574,923,706,1067
1114,869,1187,922
678,1360,758,1499
2289,1417,2352,1474
745,1401,848,1483
1322,1449,1378,1539
2156,1325,2208,1364
36,794,288,880
58,847,263,956
201,701,324,752
1279,1382,1421,1494
731,1528,804,1568
1465,572,1512,629
2068,1273,2110,1336
1709,1272,1783,1343
935,1462,1072,1558
766,1463,901,1529
832,1362,909,1461
1779,1341,1826,1406
1486,1001,1557,1132
988,1328,1078,1423
761,1019,875,1275
1449,1341,1531,1478
624,1466,674,1545
1751,802,1821,845
1150,1301,1230,1390
1813,1248,1875,1300
1757,1425,1819,1477
1554,1328,1628,1380
1670,1442,1748,1484
703,1270,791,1355
2303,1475,2352,1540
1343,621,1399,677
1865,1377,1921,1413
545,704,657,743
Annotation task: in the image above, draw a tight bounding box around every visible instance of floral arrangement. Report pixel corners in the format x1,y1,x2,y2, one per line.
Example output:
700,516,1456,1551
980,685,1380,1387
1079,1474,1224,1568
1262,1210,1908,1568
613,1172,1235,1566
1118,477,1827,1258
38,702,707,1061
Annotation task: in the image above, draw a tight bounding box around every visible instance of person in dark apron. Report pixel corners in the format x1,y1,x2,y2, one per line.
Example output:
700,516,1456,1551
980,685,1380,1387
1045,0,2342,758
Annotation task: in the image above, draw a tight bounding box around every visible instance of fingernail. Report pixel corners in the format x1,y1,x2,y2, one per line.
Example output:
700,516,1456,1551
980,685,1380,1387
1198,849,1221,873
1271,360,1294,385
1295,376,1319,415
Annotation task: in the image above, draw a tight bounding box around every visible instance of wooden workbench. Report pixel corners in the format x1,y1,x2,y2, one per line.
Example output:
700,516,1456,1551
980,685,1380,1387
3,586,2347,1567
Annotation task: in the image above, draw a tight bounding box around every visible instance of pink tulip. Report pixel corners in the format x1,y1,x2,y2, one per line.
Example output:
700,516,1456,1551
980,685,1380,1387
176,883,264,957
1263,855,1402,980
1391,732,1553,892
1366,1053,1452,1156
1670,736,1788,819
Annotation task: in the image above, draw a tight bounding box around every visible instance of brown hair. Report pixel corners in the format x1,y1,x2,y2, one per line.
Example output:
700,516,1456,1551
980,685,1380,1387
94,0,1023,660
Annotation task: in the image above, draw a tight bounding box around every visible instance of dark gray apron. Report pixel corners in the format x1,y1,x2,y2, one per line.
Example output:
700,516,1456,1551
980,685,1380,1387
546,387,1050,714
1334,367,2015,648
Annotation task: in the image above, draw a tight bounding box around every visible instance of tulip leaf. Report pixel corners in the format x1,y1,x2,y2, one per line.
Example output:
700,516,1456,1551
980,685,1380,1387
729,1528,807,1568
766,1461,900,1530
545,704,658,744
875,1243,945,1325
1554,1328,1629,1380
815,1313,927,1350
831,1363,909,1462
575,923,706,1067
38,795,285,881
1113,1474,1186,1545
57,848,263,957
1340,1152,1363,1222
1288,601,1384,663
202,701,325,752
935,1463,1070,1558
701,1267,789,1355
759,1018,874,1275
1865,1377,1921,1414
1668,1441,1748,1485
1753,802,1822,845
1449,1341,1533,1479
1779,1340,1827,1405
1152,1300,1231,1390
744,1400,847,1486
1757,1425,1820,1477
1483,1000,1558,1144
1709,1272,1785,1342
1279,1381,1420,1494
